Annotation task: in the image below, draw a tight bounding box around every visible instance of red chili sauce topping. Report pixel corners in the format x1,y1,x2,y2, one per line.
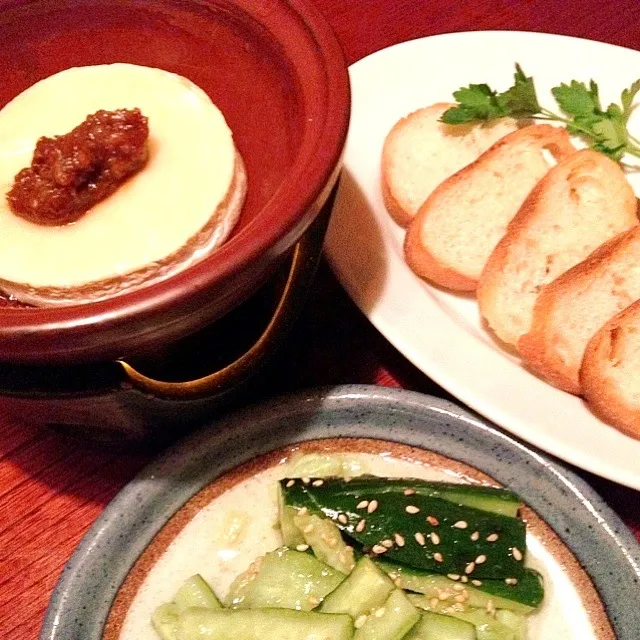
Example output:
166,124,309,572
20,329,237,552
6,108,149,226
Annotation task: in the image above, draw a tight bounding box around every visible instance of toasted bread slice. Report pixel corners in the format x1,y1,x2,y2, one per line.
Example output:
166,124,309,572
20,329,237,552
581,300,640,439
519,226,640,394
478,149,638,347
404,125,575,292
381,104,518,227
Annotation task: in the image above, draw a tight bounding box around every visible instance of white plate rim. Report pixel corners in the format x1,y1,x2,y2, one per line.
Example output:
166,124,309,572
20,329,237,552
325,30,640,490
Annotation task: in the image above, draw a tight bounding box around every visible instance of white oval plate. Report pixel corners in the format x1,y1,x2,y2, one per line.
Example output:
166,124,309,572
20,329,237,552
325,31,640,489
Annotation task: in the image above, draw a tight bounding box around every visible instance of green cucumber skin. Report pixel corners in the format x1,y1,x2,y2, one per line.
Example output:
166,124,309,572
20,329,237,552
321,557,395,618
225,548,345,610
283,477,521,517
405,612,476,640
173,575,221,612
281,478,526,579
377,560,543,612
177,608,354,640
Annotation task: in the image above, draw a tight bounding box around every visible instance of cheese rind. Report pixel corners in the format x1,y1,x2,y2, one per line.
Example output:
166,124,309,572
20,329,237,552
0,64,242,300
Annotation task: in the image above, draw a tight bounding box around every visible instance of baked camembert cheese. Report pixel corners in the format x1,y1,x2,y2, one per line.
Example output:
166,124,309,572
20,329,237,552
0,63,247,306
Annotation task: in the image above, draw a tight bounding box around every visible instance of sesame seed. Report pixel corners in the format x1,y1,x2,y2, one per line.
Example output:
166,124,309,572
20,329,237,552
403,488,416,496
312,479,324,487
356,519,366,533
357,500,369,509
296,544,310,552
447,574,460,581
453,520,468,529
452,603,464,612
337,514,348,525
429,598,439,609
354,615,367,629
486,533,499,542
302,477,311,484
297,507,308,516
438,591,450,601
430,532,441,545
471,580,483,587
415,532,426,545
461,576,469,583
405,505,420,514
470,531,479,542
434,552,444,563
286,479,295,488
486,599,496,615
367,500,379,514
454,593,467,603
512,546,523,561
394,533,405,547
464,561,475,574
308,595,320,606
475,554,487,564
303,524,314,534
453,584,465,592
374,608,386,618
426,516,440,526
505,578,519,585
372,544,388,554
381,539,394,548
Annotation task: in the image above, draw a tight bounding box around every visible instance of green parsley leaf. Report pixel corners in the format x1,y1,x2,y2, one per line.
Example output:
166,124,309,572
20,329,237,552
441,84,507,124
551,80,601,117
621,79,640,122
496,63,540,116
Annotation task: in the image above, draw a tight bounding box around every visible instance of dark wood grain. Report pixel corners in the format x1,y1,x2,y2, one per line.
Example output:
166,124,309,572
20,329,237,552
1,2,639,639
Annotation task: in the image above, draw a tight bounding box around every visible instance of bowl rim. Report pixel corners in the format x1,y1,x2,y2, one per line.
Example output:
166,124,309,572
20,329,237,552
0,0,351,363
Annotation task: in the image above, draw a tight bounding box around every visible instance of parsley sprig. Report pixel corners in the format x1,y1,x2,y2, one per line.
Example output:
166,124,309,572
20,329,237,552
441,65,640,161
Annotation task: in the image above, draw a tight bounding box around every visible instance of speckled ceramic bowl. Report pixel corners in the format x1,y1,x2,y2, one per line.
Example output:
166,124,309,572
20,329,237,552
0,0,350,365
40,386,640,639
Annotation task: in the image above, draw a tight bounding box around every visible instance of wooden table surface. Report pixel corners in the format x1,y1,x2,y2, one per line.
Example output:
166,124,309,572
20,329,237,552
2,1,640,638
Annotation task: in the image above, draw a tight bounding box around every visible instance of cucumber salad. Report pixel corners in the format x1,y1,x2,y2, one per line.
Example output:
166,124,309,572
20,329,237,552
151,465,542,640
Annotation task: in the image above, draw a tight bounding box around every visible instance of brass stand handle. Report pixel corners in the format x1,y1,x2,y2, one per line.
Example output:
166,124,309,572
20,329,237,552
118,239,311,399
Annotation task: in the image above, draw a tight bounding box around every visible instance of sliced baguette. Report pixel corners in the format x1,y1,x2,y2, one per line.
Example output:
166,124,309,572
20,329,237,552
478,149,638,347
580,300,640,439
381,104,518,227
404,125,575,292
519,226,640,394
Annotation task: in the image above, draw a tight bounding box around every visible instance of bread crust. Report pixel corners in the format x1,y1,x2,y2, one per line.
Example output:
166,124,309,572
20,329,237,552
518,228,640,395
477,149,638,347
581,301,640,440
404,124,575,292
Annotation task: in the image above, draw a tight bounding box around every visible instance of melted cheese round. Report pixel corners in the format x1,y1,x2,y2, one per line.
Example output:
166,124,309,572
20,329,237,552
0,64,241,301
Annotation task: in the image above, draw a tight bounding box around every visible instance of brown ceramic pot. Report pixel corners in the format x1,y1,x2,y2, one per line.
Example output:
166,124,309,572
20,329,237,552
0,0,350,365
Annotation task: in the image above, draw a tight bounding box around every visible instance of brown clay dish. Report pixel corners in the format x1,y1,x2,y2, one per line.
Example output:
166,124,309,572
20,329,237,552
0,0,350,364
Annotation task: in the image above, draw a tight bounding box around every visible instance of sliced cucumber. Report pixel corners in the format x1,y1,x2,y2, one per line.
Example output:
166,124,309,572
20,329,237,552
321,557,395,618
151,602,179,640
279,486,305,547
173,574,221,612
286,453,369,479
405,611,476,640
294,512,355,574
377,560,542,614
496,610,526,640
281,478,526,578
354,588,420,640
225,548,345,610
408,598,516,640
177,608,354,640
